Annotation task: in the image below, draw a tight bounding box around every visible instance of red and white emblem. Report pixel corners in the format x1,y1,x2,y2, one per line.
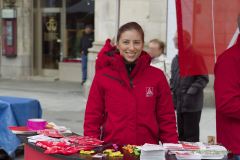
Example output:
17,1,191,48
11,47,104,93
146,87,154,97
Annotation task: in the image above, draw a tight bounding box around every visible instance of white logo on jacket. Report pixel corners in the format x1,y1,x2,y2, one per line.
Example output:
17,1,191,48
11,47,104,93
146,87,154,97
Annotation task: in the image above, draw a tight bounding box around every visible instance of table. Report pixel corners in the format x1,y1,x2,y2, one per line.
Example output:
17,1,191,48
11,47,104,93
24,142,229,160
24,137,176,160
0,96,42,156
25,143,83,160
25,143,229,160
23,135,228,160
25,142,162,160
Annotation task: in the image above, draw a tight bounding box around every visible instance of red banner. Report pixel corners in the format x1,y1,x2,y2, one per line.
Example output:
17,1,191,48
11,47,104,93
176,0,240,76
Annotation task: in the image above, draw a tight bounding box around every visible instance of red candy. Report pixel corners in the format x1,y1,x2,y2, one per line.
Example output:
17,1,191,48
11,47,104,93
35,135,104,155
37,129,64,138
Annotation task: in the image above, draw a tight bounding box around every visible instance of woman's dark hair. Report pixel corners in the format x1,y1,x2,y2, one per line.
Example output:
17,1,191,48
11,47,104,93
116,22,144,43
238,14,240,31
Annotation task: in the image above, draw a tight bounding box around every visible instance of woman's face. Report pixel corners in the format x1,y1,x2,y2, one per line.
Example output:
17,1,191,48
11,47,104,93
117,29,144,63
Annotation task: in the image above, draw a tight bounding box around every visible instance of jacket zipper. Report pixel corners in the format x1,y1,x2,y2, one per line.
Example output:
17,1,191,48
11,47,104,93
102,73,124,85
129,77,133,88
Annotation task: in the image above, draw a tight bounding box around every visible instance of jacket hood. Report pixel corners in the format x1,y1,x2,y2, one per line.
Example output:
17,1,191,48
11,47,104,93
95,39,151,75
95,39,116,71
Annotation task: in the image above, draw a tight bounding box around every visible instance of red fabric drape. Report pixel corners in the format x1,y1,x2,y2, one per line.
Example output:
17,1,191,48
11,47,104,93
176,0,240,76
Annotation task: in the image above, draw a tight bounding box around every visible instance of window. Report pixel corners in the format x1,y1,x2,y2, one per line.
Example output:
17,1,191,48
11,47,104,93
65,0,94,58
41,0,62,8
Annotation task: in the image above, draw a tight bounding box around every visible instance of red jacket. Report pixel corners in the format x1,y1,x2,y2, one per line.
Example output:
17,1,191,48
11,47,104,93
214,34,240,154
95,39,116,71
84,40,178,145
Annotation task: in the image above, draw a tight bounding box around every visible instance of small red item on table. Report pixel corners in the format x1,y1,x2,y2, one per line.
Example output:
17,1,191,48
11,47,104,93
37,129,64,138
8,126,36,134
35,135,104,155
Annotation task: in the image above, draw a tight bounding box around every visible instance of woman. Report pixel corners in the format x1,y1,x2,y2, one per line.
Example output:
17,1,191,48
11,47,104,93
84,22,178,145
148,39,169,79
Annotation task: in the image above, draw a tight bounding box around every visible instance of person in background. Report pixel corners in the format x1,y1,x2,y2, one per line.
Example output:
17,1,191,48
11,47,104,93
148,39,169,78
170,31,209,142
79,24,94,85
84,22,178,145
214,15,240,160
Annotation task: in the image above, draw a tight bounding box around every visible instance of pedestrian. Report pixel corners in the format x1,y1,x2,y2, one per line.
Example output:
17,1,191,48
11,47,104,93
214,16,240,160
170,31,209,142
84,22,178,145
148,39,169,78
79,24,94,85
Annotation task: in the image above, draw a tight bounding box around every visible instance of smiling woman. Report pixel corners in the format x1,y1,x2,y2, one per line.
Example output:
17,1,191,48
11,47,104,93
117,29,143,63
116,22,144,63
84,22,178,146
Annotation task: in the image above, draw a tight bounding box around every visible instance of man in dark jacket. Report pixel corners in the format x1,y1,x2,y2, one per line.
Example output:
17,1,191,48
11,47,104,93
214,16,240,159
170,32,209,142
80,24,94,85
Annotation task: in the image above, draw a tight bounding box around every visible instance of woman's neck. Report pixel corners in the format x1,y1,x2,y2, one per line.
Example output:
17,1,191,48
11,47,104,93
125,61,136,75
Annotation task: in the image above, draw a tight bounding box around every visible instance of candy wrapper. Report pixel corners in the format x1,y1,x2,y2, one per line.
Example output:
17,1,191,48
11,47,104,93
35,135,104,155
36,141,69,149
36,141,79,155
37,129,64,138
63,135,104,150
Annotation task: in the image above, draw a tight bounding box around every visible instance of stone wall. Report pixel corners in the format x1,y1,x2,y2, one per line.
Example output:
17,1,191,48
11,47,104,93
0,0,33,79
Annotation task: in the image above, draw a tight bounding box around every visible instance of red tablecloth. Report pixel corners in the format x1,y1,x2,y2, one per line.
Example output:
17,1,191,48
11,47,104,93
25,144,60,160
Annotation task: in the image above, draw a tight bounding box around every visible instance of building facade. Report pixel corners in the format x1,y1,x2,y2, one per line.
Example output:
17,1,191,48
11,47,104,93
0,0,173,82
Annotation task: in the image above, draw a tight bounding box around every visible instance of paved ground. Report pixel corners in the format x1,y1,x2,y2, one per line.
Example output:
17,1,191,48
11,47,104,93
0,78,216,159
